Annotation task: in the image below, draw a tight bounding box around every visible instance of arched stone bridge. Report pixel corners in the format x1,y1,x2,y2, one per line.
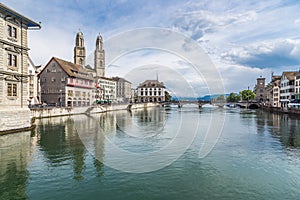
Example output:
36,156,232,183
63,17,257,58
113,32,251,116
162,101,260,109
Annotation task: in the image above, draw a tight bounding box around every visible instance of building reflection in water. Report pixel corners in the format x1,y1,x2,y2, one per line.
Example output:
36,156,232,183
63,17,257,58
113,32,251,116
0,107,167,197
255,111,300,148
0,131,33,199
74,107,167,169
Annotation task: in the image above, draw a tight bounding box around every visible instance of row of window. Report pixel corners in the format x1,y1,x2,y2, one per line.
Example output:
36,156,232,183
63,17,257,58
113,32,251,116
68,90,90,97
280,95,295,100
69,78,92,86
280,89,294,93
140,91,162,96
46,68,61,73
42,88,63,93
99,80,116,86
140,88,162,91
281,81,294,87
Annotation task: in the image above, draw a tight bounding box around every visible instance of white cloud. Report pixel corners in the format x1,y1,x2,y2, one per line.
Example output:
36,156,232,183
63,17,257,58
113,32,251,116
3,0,300,95
221,39,300,68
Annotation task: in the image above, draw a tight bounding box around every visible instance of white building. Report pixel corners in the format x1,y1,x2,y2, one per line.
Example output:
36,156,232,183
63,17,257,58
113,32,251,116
272,76,281,108
295,72,300,100
0,3,41,132
112,77,132,103
27,57,40,106
137,80,165,103
280,71,296,108
98,77,116,103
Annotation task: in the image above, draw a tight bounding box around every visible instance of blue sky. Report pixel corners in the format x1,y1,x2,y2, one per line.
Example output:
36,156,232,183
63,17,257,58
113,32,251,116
3,0,300,96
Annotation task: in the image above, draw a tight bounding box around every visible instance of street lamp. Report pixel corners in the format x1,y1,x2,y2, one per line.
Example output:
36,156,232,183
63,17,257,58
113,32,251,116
59,89,62,107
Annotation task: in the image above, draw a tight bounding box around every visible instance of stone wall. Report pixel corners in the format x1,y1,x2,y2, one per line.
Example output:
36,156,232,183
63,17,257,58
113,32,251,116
0,108,31,133
31,103,160,119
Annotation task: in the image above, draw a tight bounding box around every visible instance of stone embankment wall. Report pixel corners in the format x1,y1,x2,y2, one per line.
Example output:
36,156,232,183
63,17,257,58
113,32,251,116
30,103,160,119
261,106,300,115
0,108,32,134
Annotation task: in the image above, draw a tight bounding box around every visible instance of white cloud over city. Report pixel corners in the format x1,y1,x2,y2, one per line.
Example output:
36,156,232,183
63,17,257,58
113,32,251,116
2,0,300,96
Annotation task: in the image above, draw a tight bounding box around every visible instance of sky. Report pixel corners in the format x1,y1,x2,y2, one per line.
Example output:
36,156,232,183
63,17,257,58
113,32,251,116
3,0,300,97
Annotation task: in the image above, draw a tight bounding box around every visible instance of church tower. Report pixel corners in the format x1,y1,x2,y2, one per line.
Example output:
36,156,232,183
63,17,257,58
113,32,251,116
94,33,105,77
74,31,86,66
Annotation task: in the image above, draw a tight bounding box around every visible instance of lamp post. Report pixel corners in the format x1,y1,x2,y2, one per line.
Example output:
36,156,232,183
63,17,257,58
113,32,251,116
59,89,62,107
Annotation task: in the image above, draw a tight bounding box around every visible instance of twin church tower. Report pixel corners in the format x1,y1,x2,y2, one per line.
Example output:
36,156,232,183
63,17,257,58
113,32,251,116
73,31,105,77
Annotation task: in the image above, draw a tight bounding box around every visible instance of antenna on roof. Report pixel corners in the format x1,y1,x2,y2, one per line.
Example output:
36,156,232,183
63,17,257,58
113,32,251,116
156,71,158,81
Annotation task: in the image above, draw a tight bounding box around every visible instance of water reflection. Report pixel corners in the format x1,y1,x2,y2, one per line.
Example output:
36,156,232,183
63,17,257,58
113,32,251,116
255,111,300,148
36,116,91,180
0,131,33,199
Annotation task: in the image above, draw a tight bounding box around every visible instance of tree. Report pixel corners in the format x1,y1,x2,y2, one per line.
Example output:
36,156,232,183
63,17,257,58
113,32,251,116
211,94,226,103
239,90,256,101
227,92,241,102
164,91,172,102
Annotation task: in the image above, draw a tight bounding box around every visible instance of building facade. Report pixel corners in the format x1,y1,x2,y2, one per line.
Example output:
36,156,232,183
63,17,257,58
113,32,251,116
98,77,116,102
271,75,281,108
112,77,132,103
39,57,94,107
136,80,165,103
280,72,296,108
0,3,40,132
295,72,300,100
254,77,266,102
27,57,40,105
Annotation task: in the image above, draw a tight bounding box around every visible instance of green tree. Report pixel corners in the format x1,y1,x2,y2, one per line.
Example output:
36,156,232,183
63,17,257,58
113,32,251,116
211,95,226,103
239,90,256,101
165,91,172,102
216,95,225,102
227,92,241,102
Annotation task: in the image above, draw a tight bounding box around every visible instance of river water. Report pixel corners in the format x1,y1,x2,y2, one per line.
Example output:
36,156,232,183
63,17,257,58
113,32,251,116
1,105,300,199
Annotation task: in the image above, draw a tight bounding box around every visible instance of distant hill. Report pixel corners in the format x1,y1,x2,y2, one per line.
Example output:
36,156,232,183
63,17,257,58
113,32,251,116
198,94,230,101
172,94,230,102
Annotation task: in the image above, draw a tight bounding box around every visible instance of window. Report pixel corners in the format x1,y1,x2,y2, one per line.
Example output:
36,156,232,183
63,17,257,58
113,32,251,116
8,53,17,67
7,83,17,97
68,90,73,97
51,77,56,82
7,25,17,38
7,25,11,36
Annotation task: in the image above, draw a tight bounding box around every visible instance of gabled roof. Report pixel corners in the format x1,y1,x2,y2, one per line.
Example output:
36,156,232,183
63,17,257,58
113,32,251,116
111,76,131,84
282,71,296,81
39,57,94,80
